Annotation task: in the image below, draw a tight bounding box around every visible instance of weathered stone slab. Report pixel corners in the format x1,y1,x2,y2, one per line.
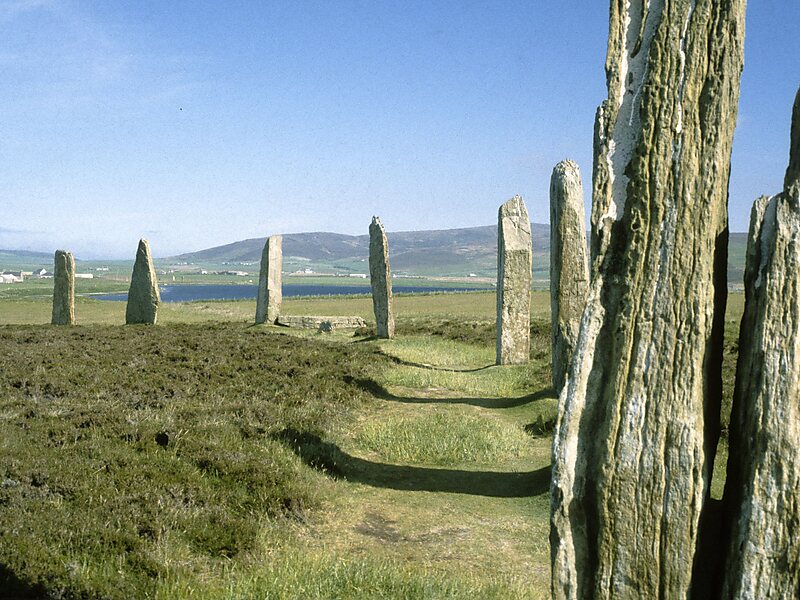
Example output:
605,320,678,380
125,239,160,325
549,160,588,390
256,235,283,324
721,89,800,600
369,217,394,339
276,315,367,329
496,195,531,365
51,249,75,325
551,3,745,598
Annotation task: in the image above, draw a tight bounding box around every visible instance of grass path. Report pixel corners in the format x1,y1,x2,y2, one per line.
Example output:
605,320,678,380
277,329,557,598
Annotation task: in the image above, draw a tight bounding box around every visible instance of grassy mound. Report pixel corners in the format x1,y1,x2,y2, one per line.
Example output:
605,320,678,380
0,323,387,598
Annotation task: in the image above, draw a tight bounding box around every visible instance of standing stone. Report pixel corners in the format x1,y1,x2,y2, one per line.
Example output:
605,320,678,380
550,3,745,599
125,239,160,325
721,89,800,600
255,236,283,325
550,161,588,391
369,217,394,339
496,195,532,365
51,250,75,325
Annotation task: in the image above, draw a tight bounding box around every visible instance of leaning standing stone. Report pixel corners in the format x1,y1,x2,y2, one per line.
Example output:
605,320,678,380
549,160,588,390
125,239,160,325
550,3,745,598
51,249,75,325
496,195,532,365
721,88,800,600
255,235,283,324
369,216,394,339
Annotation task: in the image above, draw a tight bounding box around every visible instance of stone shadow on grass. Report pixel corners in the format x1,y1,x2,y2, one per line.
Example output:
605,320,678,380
348,344,496,372
0,563,49,599
379,350,496,373
348,377,556,409
273,429,551,498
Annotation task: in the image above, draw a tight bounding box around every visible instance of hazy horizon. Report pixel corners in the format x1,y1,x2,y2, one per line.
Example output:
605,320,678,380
1,220,753,263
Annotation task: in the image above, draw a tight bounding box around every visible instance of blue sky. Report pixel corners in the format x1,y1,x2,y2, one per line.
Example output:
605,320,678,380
1,1,798,259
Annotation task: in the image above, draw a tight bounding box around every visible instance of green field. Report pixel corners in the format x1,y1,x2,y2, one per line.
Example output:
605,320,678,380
0,291,744,598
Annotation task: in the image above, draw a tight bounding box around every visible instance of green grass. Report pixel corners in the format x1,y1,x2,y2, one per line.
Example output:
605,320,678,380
374,326,551,398
282,290,551,321
151,549,533,599
0,289,552,326
0,297,259,326
355,411,531,465
378,361,540,399
0,277,128,300
0,289,747,599
0,324,388,598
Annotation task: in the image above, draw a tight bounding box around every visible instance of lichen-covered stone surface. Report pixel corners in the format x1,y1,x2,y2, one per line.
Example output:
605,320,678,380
255,236,283,324
125,239,160,325
550,2,745,598
721,89,800,600
276,315,367,329
496,195,531,365
51,250,75,325
549,160,588,391
369,216,394,339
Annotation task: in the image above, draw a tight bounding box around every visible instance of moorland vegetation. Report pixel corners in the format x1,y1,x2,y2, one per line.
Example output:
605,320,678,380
0,290,743,598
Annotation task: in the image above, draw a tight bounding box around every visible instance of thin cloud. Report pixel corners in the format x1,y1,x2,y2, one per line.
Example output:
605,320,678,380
0,0,56,21
0,226,51,235
2,1,207,115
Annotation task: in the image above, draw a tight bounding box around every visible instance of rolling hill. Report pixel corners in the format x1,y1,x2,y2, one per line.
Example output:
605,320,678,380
0,249,55,271
174,225,748,285
173,224,551,279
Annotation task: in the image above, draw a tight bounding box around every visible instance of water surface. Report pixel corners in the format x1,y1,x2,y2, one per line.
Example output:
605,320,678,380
94,283,487,303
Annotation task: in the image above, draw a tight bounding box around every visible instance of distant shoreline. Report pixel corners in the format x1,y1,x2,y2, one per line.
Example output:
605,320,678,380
92,283,495,304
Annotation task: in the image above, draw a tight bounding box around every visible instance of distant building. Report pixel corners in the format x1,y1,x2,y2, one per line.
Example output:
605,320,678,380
75,273,94,279
349,273,368,278
0,272,23,283
32,268,48,278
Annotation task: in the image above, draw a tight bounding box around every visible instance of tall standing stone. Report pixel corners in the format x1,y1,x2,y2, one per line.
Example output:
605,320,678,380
496,195,532,365
255,236,283,325
125,239,160,325
369,217,394,339
721,89,800,600
51,250,75,325
550,3,745,599
550,160,588,391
